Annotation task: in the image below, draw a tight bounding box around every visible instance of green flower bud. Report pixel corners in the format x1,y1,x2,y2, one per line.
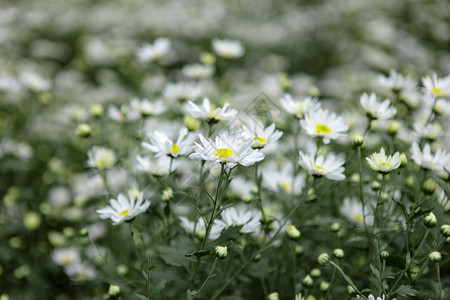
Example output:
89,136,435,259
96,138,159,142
422,178,437,195
380,251,389,259
347,285,356,294
162,187,173,202
89,104,104,118
405,176,415,189
199,52,216,65
371,181,381,191
429,251,441,262
108,284,121,297
76,123,92,138
253,253,262,262
215,246,228,259
116,265,128,276
399,153,408,168
351,133,364,149
63,227,75,238
350,173,360,184
267,292,279,300
309,86,321,97
440,225,450,237
80,228,89,237
302,274,314,287
279,73,292,91
287,224,301,241
424,212,437,228
13,265,30,279
295,245,304,255
183,115,201,131
23,212,42,231
318,253,330,266
387,120,400,136
0,294,9,300
333,248,345,259
330,222,341,233
310,268,321,278
320,281,330,292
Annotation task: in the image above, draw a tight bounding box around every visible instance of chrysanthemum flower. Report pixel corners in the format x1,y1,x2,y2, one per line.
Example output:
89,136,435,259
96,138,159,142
189,131,265,168
186,98,238,124
163,82,202,102
211,38,245,59
96,192,150,225
300,109,348,144
360,92,397,120
378,69,416,93
422,73,450,99
340,197,373,226
51,247,81,267
213,206,261,235
413,123,442,141
107,104,140,122
142,127,196,158
130,98,166,117
241,120,283,149
279,94,321,119
179,216,222,240
136,38,171,63
182,64,215,80
87,146,117,170
135,155,175,177
410,143,449,172
298,151,346,180
366,148,400,174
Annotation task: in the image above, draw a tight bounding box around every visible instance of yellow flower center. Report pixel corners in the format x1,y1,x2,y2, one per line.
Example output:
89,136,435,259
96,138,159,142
215,148,234,159
379,162,392,168
172,144,180,155
316,124,331,134
432,87,445,97
313,165,325,172
61,256,74,266
119,210,129,217
254,137,266,144
353,213,364,224
280,182,292,192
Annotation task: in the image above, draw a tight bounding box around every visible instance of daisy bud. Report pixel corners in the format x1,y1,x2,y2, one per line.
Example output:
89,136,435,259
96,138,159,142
162,187,173,202
429,251,441,262
350,173,360,184
380,251,389,259
89,104,104,118
287,225,301,241
23,212,42,231
302,274,314,287
371,181,381,191
330,222,341,233
215,246,228,259
320,281,330,292
387,120,400,136
76,123,92,138
347,285,356,294
351,133,364,149
422,178,437,195
295,245,304,255
310,268,321,278
333,248,344,259
108,284,121,297
116,265,128,276
309,85,321,97
183,115,201,131
200,52,216,65
405,176,415,189
424,212,437,228
253,253,262,262
440,225,450,237
279,73,292,91
318,253,330,266
80,228,89,237
399,153,408,168
267,292,279,300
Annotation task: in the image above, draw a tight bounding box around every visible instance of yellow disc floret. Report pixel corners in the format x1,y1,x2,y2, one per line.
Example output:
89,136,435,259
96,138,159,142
316,124,332,134
171,144,180,155
119,210,129,217
215,148,234,160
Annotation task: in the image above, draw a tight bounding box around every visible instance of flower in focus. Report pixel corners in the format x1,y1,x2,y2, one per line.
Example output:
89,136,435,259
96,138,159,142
410,143,449,172
360,92,397,120
300,109,348,144
241,119,283,149
96,192,150,225
279,94,321,119
189,131,265,168
130,98,166,117
212,38,245,59
142,127,196,158
87,146,117,170
185,98,238,124
422,73,450,98
214,206,261,235
136,38,171,63
298,151,346,180
366,148,401,174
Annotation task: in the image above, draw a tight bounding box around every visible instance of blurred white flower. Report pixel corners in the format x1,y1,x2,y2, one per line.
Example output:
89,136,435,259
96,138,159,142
413,123,441,141
241,120,283,149
410,143,449,172
212,38,245,59
189,131,265,168
433,98,450,115
340,197,373,226
214,206,261,234
179,216,222,239
357,294,395,300
262,162,305,195
142,127,196,158
182,64,215,80
19,70,51,92
135,155,175,176
366,148,400,174
87,146,117,170
422,73,450,99
163,82,202,102
360,92,397,120
64,261,96,281
136,38,171,63
130,98,166,117
52,247,80,267
185,98,238,124
378,69,416,93
298,151,346,180
301,109,348,144
97,192,150,225
279,94,321,119
107,104,140,122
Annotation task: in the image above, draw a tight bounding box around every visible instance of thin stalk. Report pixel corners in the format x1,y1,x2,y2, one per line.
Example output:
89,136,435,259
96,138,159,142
357,147,370,240
329,261,367,300
254,164,266,223
373,174,386,237
192,258,218,299
437,263,443,300
292,241,297,295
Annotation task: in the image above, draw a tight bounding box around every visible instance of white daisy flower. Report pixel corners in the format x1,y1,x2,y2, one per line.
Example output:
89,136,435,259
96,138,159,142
241,119,283,149
378,69,416,93
229,176,256,202
51,247,81,267
163,82,202,102
410,142,449,172
179,216,222,240
366,148,401,174
214,206,261,235
96,192,150,225
63,261,96,281
107,104,140,122
142,127,196,158
189,131,265,168
182,64,215,80
433,98,450,115
185,98,238,124
360,92,397,120
130,98,166,117
136,38,171,63
19,70,52,92
300,109,349,144
279,94,321,119
211,38,245,59
422,73,450,99
262,162,305,195
135,155,174,177
298,151,346,181
87,146,117,170
340,197,373,226
413,123,442,141
357,294,396,300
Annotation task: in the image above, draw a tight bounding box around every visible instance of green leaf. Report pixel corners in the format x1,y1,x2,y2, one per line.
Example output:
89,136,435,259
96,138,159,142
135,293,148,300
185,249,211,257
186,289,192,300
142,270,148,280
391,285,418,297
150,280,167,297
409,208,433,222
370,264,381,281
157,246,191,268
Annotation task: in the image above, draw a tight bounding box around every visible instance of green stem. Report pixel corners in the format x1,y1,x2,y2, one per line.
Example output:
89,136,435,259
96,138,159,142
292,241,297,295
329,261,367,300
437,263,443,300
192,258,218,299
373,174,386,237
254,164,266,223
357,147,370,240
